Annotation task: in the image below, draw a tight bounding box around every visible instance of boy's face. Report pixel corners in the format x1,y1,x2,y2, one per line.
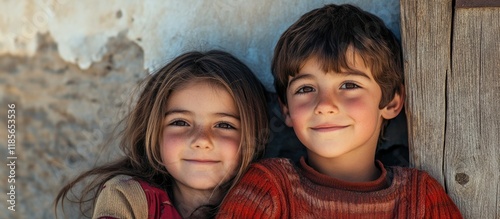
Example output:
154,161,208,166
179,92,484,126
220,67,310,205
282,51,401,161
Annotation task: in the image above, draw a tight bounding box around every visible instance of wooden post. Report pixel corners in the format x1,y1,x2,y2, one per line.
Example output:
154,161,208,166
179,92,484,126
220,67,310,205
447,7,500,218
400,0,452,184
401,0,500,217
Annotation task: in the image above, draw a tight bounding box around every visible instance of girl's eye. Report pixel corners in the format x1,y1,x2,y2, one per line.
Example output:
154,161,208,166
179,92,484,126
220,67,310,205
296,86,315,94
340,82,360,89
170,120,189,126
215,122,235,129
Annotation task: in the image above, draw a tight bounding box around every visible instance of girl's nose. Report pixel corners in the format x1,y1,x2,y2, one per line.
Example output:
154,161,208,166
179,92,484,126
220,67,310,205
191,127,213,150
314,91,338,115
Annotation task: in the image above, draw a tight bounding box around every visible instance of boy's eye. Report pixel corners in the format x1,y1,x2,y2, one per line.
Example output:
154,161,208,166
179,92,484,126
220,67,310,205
296,86,315,94
215,122,236,129
170,120,189,126
340,82,360,89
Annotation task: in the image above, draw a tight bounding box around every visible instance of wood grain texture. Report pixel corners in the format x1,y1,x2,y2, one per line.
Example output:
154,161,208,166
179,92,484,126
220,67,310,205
456,0,500,8
401,1,500,217
400,0,452,185
447,7,500,218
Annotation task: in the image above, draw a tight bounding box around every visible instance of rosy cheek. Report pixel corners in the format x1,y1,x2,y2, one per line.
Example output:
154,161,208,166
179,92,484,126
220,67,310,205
342,95,366,108
342,96,375,114
290,100,313,116
221,138,240,160
215,134,241,172
216,134,241,149
162,131,186,148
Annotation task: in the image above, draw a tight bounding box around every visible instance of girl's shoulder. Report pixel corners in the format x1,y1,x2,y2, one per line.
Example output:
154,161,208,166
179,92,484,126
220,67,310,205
95,175,182,219
100,175,167,198
99,175,146,198
94,175,148,218
134,178,182,219
102,175,141,189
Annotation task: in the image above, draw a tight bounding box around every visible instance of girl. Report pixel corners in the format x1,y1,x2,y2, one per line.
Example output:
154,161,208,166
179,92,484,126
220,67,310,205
55,50,269,218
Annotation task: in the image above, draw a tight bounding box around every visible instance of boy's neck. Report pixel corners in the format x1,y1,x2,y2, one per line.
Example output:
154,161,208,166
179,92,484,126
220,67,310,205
306,149,380,182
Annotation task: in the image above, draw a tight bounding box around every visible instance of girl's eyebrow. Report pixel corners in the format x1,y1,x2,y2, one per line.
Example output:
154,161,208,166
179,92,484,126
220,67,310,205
165,109,192,116
165,109,240,120
216,113,240,120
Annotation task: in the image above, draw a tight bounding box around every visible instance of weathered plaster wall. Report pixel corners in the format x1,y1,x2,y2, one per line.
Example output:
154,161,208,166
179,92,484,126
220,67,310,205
0,0,402,218
1,0,400,91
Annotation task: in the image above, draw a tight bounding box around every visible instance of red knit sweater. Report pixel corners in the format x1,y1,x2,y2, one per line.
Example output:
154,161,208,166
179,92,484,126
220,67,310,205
217,157,462,219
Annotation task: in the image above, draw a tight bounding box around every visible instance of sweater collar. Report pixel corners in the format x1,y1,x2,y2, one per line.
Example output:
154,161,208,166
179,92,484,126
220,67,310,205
298,156,390,192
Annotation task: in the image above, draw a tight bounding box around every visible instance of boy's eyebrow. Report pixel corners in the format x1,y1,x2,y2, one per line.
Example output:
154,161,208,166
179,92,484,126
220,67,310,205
288,69,371,87
288,74,314,87
339,70,372,80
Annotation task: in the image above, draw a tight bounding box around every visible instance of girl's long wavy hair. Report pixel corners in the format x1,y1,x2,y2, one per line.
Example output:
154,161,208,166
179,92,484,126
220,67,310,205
54,50,269,218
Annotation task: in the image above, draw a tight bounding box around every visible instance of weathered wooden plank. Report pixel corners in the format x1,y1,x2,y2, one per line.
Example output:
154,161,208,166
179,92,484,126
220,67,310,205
479,9,500,219
447,7,500,219
400,0,452,185
456,0,500,8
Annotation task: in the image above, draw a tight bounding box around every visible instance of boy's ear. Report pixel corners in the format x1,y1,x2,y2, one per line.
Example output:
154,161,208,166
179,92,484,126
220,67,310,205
279,99,293,127
381,85,405,120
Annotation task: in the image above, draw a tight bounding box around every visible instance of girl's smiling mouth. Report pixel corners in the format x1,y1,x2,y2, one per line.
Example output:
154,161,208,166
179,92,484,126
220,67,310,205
183,159,220,164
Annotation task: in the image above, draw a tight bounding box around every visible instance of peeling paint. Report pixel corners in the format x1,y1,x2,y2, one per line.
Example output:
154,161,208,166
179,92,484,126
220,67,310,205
0,0,400,91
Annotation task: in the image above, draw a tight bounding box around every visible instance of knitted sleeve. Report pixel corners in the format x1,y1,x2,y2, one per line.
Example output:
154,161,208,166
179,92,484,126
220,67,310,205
92,175,148,219
217,161,288,219
423,173,463,219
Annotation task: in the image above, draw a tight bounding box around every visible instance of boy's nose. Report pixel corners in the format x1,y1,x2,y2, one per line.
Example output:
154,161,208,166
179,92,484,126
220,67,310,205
191,127,213,150
314,92,338,115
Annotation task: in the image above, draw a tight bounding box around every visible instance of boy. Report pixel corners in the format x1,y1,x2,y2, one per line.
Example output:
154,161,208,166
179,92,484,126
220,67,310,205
217,3,462,218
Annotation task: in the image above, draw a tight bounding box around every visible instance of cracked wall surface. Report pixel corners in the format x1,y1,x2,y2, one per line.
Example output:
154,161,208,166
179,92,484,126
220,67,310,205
1,0,400,91
0,1,402,218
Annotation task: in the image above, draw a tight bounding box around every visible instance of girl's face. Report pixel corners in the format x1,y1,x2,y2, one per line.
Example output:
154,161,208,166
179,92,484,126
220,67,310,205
160,81,241,192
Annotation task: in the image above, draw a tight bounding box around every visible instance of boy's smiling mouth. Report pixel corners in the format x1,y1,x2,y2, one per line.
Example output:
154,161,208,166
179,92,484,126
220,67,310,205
310,124,348,132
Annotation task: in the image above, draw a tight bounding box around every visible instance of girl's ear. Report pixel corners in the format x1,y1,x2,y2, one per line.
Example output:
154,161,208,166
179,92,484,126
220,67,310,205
381,85,405,120
279,99,293,127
